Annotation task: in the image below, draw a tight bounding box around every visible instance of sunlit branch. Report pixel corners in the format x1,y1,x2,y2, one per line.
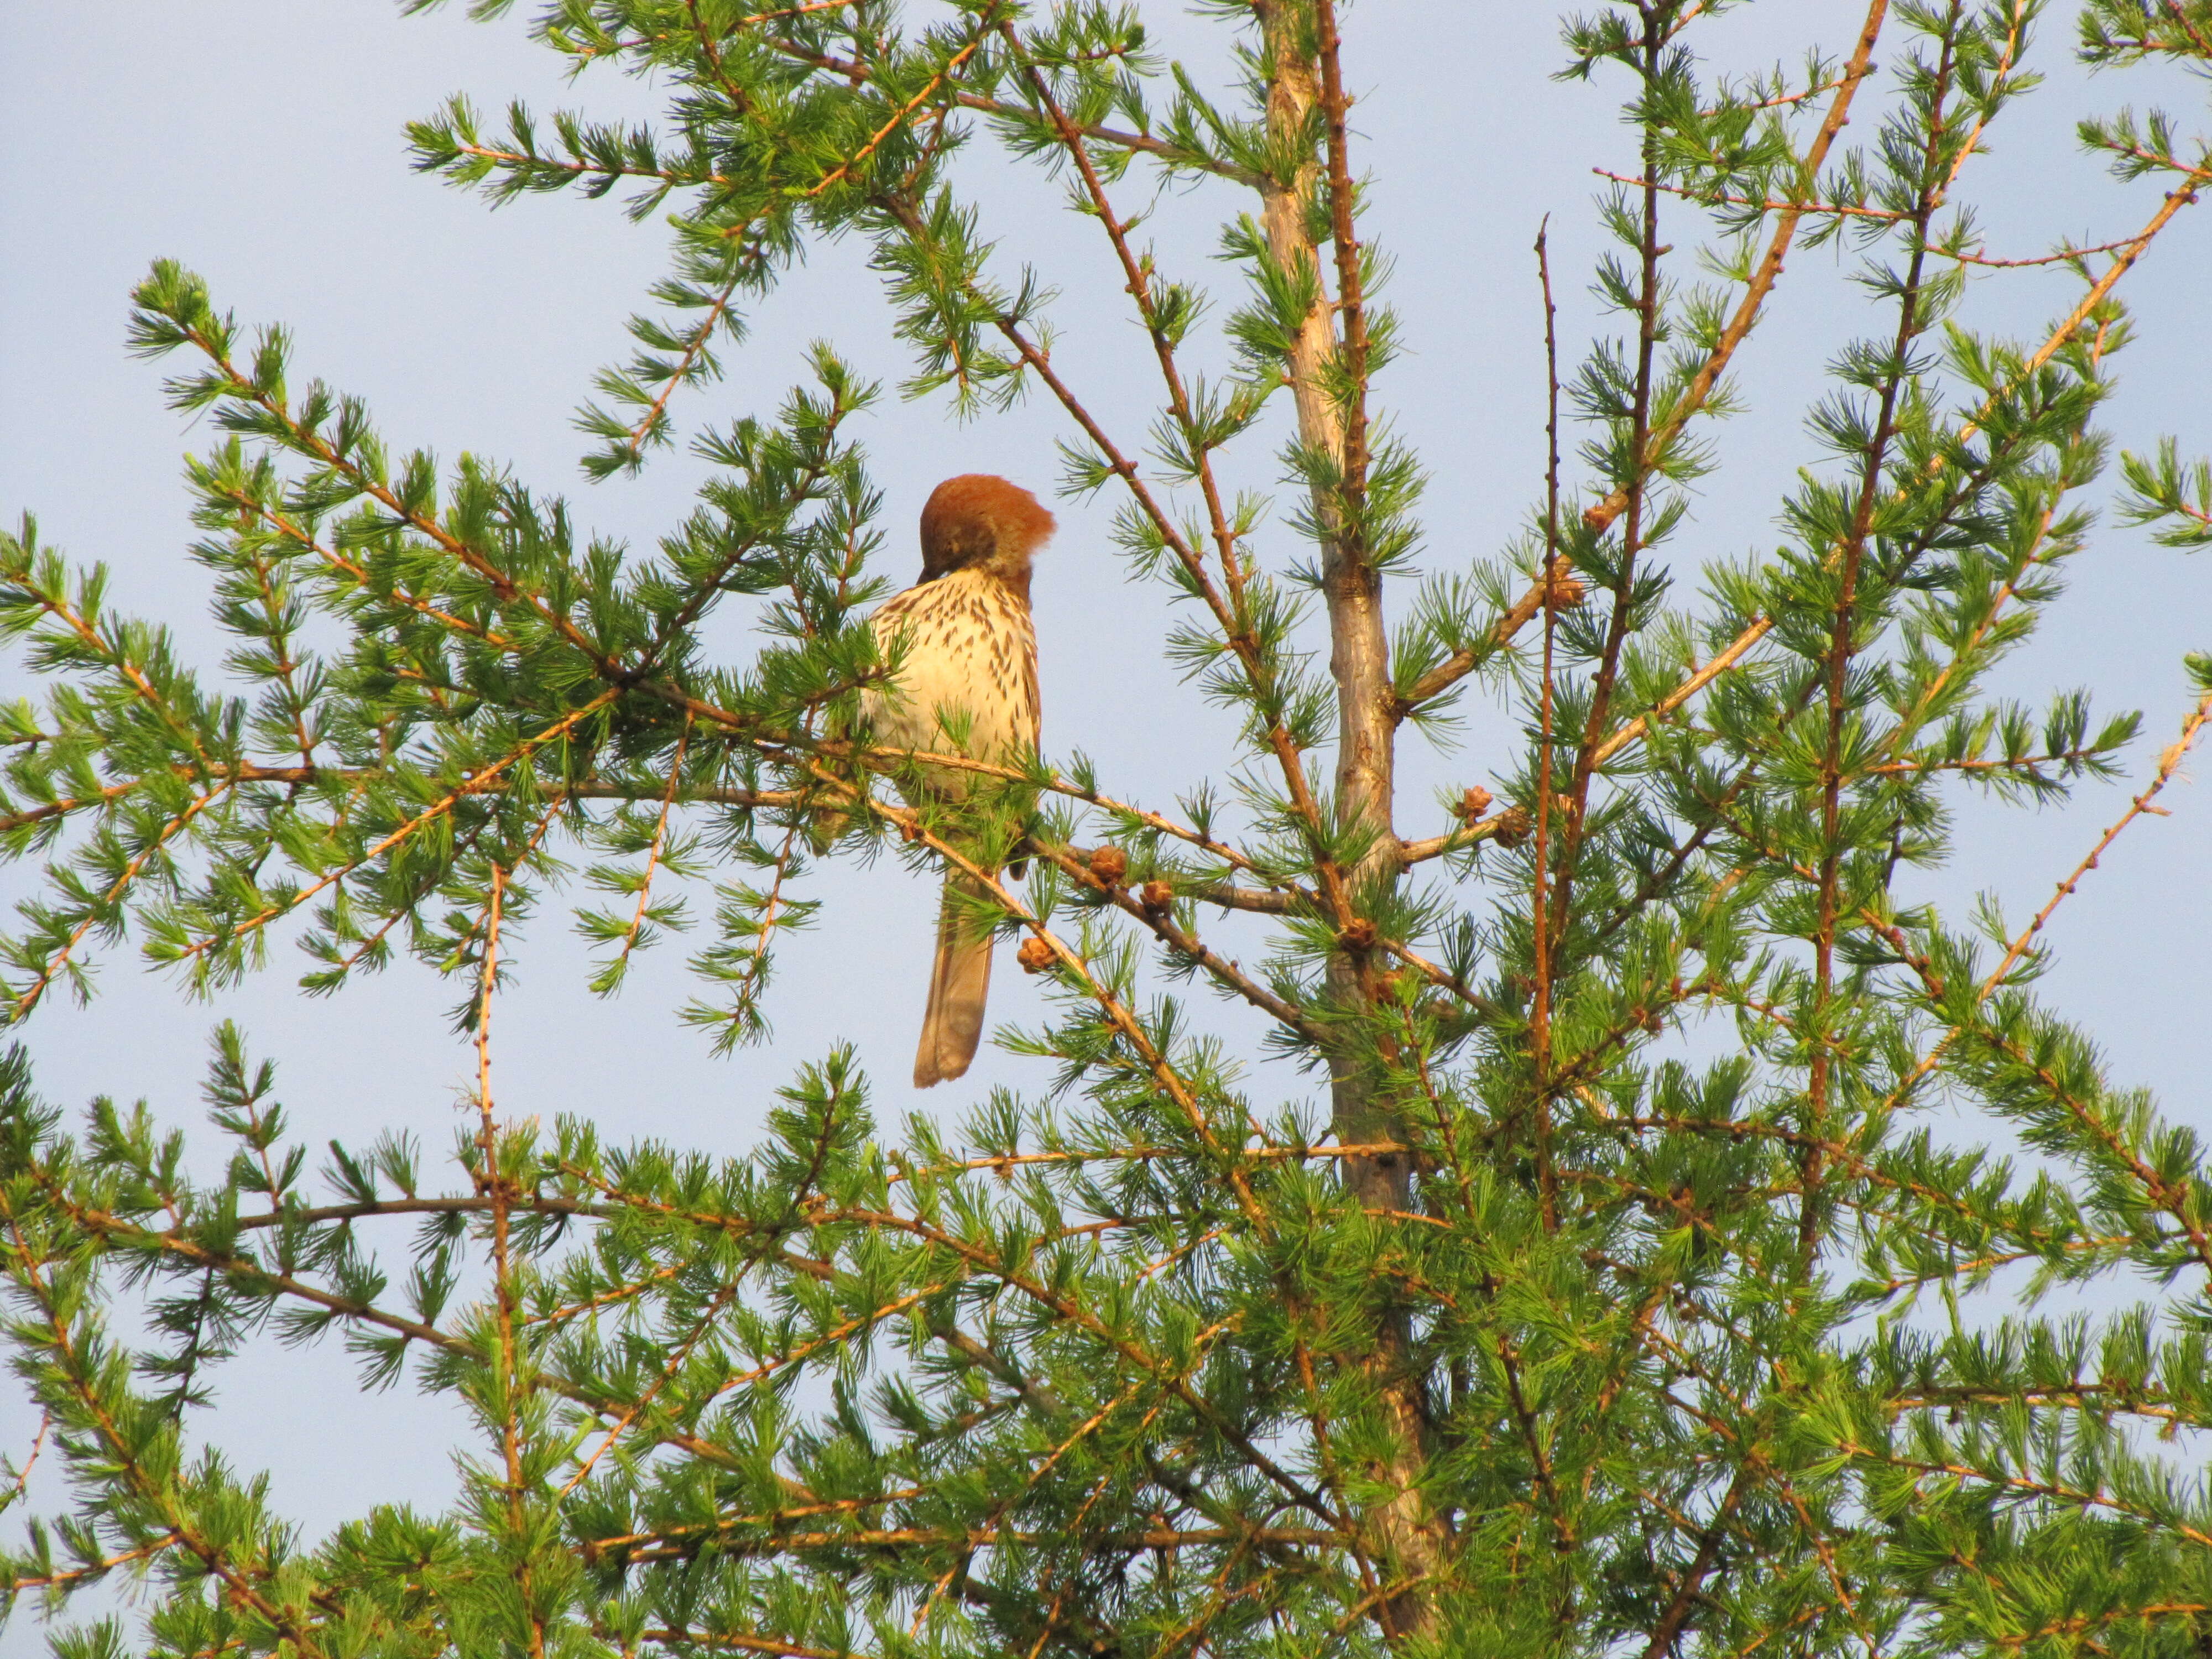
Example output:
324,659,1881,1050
764,40,1263,185
7,780,237,1022
1578,161,2201,773
162,692,620,971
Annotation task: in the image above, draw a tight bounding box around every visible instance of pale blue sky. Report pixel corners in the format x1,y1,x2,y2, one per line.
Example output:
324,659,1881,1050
2,2,2208,1641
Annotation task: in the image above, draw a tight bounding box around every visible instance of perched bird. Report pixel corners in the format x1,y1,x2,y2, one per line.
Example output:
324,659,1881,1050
863,474,1053,1087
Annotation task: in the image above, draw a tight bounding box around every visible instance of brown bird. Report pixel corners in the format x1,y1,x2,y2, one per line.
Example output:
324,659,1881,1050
863,475,1053,1087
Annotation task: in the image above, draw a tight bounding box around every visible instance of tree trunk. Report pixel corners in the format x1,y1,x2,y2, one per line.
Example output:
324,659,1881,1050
1254,2,1442,1640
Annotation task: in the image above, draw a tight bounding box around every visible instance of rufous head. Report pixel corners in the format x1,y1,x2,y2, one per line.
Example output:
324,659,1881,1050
919,474,1055,598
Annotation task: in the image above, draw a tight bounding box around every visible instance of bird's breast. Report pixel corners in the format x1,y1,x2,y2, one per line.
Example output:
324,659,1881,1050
863,571,1039,794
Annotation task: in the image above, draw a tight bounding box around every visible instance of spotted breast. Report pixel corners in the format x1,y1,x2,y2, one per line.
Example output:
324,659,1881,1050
861,567,1040,790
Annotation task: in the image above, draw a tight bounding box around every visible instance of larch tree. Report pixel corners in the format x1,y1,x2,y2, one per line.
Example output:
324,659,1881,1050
3,1,2212,1655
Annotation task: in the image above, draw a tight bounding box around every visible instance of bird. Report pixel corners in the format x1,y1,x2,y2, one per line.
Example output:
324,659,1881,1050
862,474,1053,1087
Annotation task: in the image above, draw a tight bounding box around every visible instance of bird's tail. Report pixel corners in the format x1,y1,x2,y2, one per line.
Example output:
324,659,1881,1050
914,871,994,1088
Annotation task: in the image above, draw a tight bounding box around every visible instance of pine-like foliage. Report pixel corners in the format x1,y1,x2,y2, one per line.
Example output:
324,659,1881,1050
3,1,2211,1653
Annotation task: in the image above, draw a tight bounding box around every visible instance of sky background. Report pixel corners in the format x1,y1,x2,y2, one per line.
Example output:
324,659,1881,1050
2,1,2208,1645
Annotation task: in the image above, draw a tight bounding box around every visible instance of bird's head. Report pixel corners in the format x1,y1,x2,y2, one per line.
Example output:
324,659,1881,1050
919,474,1056,600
